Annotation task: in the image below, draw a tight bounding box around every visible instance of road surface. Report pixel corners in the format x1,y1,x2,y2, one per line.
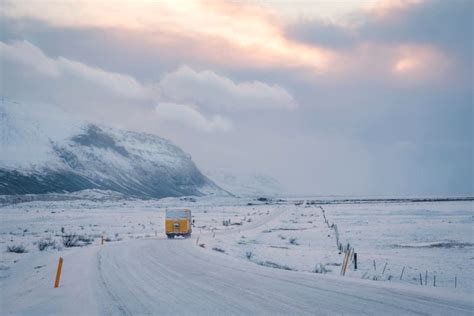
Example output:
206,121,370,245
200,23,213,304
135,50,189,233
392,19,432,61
2,237,473,315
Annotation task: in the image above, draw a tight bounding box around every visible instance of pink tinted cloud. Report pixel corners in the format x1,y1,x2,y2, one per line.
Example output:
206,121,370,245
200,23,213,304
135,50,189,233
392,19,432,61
310,41,453,86
363,0,424,19
2,0,336,73
2,0,455,85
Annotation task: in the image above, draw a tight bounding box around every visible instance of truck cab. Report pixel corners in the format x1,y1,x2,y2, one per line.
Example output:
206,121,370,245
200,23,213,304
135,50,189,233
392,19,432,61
165,209,192,239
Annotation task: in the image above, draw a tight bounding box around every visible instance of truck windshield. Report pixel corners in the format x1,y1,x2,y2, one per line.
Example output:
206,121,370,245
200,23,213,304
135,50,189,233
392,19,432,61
166,210,188,219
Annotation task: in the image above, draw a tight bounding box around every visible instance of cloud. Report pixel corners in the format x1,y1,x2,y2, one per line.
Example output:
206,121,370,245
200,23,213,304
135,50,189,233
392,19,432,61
285,19,355,49
344,42,451,83
362,0,423,18
0,41,298,115
0,40,153,101
155,102,232,132
359,0,473,56
0,0,336,73
284,0,470,84
2,0,470,85
391,44,448,77
0,40,59,76
0,41,279,134
287,0,472,59
159,66,298,111
57,58,152,100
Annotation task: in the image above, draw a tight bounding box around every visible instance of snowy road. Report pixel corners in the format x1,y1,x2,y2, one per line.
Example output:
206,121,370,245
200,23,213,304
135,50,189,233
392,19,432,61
97,239,473,315
3,237,472,315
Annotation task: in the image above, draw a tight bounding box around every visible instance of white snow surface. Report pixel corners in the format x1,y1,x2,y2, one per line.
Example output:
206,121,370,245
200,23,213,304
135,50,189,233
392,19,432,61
203,169,282,197
0,99,83,170
0,196,473,315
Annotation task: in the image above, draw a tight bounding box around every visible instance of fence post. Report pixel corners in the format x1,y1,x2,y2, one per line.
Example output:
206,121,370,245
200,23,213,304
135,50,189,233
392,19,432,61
382,262,387,275
341,249,353,276
340,251,349,275
400,266,405,280
54,257,63,288
345,249,353,275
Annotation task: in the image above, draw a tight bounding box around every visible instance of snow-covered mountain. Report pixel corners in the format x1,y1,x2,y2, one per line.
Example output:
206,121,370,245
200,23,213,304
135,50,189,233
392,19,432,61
0,99,225,198
203,169,282,197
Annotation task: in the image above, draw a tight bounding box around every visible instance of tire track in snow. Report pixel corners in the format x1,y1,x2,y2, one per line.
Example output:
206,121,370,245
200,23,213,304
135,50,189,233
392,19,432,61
97,251,132,316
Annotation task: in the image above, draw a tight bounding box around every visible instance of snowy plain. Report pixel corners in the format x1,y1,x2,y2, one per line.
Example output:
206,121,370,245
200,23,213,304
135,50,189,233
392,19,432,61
0,194,473,314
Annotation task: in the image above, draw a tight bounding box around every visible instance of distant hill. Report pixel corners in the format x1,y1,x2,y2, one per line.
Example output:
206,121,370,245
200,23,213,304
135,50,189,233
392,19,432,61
204,169,282,197
0,99,226,198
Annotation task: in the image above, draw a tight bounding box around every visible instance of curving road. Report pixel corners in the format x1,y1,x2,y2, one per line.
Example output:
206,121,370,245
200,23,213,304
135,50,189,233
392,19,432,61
2,237,473,315
96,238,472,315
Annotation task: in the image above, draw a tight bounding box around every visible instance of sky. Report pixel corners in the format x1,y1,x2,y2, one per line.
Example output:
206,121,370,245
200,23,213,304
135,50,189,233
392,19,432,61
0,0,472,196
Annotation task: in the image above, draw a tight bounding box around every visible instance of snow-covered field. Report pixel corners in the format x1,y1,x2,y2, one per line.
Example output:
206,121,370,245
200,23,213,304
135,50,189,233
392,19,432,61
200,199,474,291
0,195,473,314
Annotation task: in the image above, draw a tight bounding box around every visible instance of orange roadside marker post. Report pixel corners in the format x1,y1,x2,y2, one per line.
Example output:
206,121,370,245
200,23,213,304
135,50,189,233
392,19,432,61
54,257,63,288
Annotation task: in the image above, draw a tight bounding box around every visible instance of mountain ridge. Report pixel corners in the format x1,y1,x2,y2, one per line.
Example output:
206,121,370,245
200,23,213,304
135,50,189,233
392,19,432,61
0,99,226,198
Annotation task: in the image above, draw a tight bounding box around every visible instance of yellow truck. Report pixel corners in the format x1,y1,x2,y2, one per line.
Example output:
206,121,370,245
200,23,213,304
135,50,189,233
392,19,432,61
165,209,192,239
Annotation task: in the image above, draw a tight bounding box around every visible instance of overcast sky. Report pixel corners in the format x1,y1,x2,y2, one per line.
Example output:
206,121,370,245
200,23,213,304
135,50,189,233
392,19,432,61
1,0,472,196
